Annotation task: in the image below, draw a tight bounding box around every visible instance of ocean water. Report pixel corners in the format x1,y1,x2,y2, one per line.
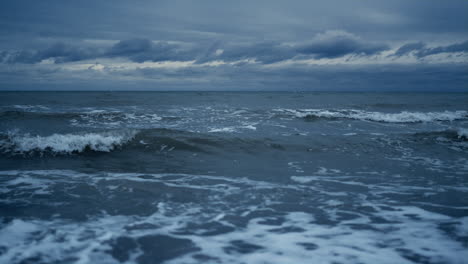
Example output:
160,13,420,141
0,92,467,264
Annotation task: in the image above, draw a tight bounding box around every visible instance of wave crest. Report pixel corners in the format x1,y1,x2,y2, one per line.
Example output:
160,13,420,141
458,128,468,139
275,109,468,123
0,130,138,155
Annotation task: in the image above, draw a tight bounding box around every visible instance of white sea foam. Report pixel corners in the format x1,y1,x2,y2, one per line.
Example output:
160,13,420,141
276,109,468,123
0,130,138,154
178,208,466,264
208,124,257,133
290,175,316,183
208,127,237,133
1,206,465,264
242,124,257,130
458,128,468,139
0,170,467,264
11,105,50,111
73,111,164,128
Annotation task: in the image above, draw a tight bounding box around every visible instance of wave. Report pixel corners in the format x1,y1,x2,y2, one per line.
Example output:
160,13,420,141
0,127,289,157
0,130,138,155
0,108,175,121
458,128,468,139
411,128,468,141
275,109,468,123
0,110,83,119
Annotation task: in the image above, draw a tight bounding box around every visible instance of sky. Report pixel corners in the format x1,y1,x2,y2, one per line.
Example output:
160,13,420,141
0,0,467,91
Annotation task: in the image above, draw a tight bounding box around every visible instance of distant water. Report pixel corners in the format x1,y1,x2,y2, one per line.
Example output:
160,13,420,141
0,92,467,264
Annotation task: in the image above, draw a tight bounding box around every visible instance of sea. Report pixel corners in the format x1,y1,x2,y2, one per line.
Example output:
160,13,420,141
0,92,467,264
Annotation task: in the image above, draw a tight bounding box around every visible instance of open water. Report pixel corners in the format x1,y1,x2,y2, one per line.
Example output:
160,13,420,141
0,92,467,263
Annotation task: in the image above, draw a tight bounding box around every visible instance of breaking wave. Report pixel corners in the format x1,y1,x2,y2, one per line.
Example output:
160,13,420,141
275,109,468,123
458,128,468,139
0,130,138,155
0,128,289,156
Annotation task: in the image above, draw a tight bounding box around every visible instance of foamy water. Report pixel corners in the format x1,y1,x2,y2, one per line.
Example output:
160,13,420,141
0,170,467,264
0,130,138,154
275,109,468,123
0,92,467,263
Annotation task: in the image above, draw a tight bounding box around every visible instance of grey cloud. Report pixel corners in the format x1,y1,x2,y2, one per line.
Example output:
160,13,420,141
394,40,468,57
295,31,389,58
417,41,468,57
197,42,296,64
0,39,194,64
0,42,101,64
2,1,467,48
1,34,466,67
1,32,390,65
1,0,467,91
393,42,425,56
39,43,101,63
0,50,38,64
106,39,195,62
197,31,390,63
108,39,154,56
2,61,466,92
214,32,390,63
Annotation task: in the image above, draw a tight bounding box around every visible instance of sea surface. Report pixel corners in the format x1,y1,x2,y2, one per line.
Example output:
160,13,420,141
0,92,467,264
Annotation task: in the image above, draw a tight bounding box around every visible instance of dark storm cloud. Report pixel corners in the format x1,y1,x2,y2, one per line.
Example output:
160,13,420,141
1,33,391,65
197,32,391,63
416,41,468,57
0,0,467,91
1,0,467,47
393,42,426,57
394,40,468,57
0,43,102,64
107,39,154,56
106,39,195,62
295,31,389,58
0,39,195,64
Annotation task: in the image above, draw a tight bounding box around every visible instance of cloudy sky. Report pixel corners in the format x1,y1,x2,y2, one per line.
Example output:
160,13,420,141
1,0,467,91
